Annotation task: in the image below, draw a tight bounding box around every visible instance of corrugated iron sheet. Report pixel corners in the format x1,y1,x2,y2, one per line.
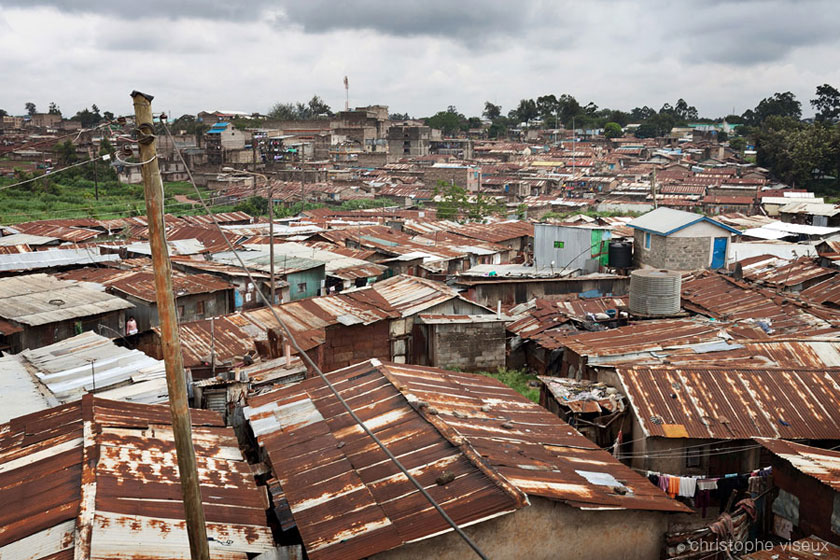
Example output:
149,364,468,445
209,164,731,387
154,316,256,369
742,536,840,560
617,367,840,440
109,271,233,302
244,360,687,560
0,396,274,559
756,438,840,492
682,272,834,335
0,274,134,327
802,274,840,307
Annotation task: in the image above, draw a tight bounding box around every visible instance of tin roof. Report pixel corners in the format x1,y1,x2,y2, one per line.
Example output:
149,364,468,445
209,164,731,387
740,256,835,288
802,274,840,307
617,367,840,440
755,438,840,492
0,354,56,423
242,242,388,280
628,207,741,236
369,274,462,317
108,271,233,302
682,272,834,335
154,315,256,369
12,222,102,242
0,395,275,559
0,247,120,272
0,274,134,327
0,233,58,246
742,536,840,560
18,331,167,403
245,360,686,559
532,318,727,354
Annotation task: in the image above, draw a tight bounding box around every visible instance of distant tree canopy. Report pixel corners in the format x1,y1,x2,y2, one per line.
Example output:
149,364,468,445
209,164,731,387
426,106,469,135
389,112,412,121
482,101,501,121
434,181,502,222
812,83,840,122
73,105,103,128
268,95,333,120
25,102,36,116
48,102,61,116
603,122,623,138
0,109,7,117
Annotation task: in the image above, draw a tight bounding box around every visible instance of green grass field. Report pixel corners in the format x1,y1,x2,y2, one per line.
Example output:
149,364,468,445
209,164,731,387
0,169,234,225
477,368,541,403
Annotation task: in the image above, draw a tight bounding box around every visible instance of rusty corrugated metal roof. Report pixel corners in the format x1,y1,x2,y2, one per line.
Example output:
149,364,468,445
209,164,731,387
740,256,835,288
153,315,256,369
109,271,233,302
532,318,727,353
244,360,687,560
682,272,834,335
742,536,840,560
617,367,840,440
0,395,274,559
802,274,840,307
756,438,840,492
508,296,628,339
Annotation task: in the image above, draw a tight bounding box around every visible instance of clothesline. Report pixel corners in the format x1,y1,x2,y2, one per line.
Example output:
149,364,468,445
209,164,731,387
641,467,772,516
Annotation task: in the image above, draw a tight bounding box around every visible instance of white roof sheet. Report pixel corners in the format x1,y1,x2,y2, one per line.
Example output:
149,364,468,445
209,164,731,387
764,220,840,236
0,248,120,272
0,233,59,246
0,354,57,423
0,274,134,326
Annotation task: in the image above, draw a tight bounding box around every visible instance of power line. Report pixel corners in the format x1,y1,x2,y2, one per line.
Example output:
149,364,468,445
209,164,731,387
160,120,490,560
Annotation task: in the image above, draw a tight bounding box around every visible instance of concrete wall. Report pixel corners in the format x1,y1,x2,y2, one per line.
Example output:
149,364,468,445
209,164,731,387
424,321,506,371
373,496,671,560
634,229,710,270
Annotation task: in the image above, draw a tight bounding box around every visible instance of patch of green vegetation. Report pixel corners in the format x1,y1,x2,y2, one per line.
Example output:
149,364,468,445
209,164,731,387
477,368,541,403
0,166,218,224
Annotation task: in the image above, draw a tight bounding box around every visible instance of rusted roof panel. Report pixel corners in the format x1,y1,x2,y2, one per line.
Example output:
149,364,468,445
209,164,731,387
245,361,525,560
617,367,840,440
756,438,840,492
682,272,834,335
13,223,102,243
153,315,256,370
740,256,835,288
802,274,840,307
109,271,233,302
0,396,274,559
533,318,726,354
742,536,840,560
245,360,687,559
180,211,253,225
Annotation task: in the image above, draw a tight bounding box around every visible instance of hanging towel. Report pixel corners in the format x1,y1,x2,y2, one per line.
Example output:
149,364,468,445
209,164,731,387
697,478,718,491
659,475,670,493
678,476,697,498
668,476,679,498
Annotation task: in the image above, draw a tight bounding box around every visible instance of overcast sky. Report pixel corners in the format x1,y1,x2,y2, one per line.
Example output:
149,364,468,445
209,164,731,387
1,0,839,119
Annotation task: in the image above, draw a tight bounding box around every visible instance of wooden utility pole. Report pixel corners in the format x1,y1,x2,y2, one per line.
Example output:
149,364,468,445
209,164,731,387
130,90,210,560
268,181,275,304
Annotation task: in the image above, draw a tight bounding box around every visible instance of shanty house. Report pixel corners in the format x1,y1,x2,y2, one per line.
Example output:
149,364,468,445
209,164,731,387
211,250,326,302
607,367,840,476
0,396,275,559
0,273,134,353
629,207,740,270
413,313,509,371
244,360,689,560
106,271,235,332
755,439,840,545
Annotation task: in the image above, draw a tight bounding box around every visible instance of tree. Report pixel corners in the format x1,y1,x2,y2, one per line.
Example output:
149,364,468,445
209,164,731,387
729,136,747,153
746,92,801,125
47,102,61,116
102,111,114,121
482,101,502,121
811,83,840,122
73,107,102,128
630,106,656,122
603,122,623,138
55,140,77,165
427,107,467,136
674,98,699,121
0,109,7,117
389,112,411,120
25,102,36,116
557,94,582,127
434,181,502,222
268,102,298,120
307,95,332,118
510,98,538,126
536,95,559,126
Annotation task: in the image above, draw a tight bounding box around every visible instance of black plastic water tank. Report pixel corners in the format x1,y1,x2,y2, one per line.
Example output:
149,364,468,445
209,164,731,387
608,241,632,268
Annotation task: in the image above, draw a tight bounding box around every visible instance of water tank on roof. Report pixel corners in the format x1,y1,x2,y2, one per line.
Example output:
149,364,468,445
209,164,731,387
629,269,681,316
608,241,633,269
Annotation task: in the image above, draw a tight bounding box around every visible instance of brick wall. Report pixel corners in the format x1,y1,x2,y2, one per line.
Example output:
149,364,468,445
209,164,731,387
429,322,506,371
635,230,710,270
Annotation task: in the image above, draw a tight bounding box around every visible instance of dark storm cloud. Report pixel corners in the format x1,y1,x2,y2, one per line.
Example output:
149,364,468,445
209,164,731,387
276,1,535,39
0,0,272,20
677,0,840,65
